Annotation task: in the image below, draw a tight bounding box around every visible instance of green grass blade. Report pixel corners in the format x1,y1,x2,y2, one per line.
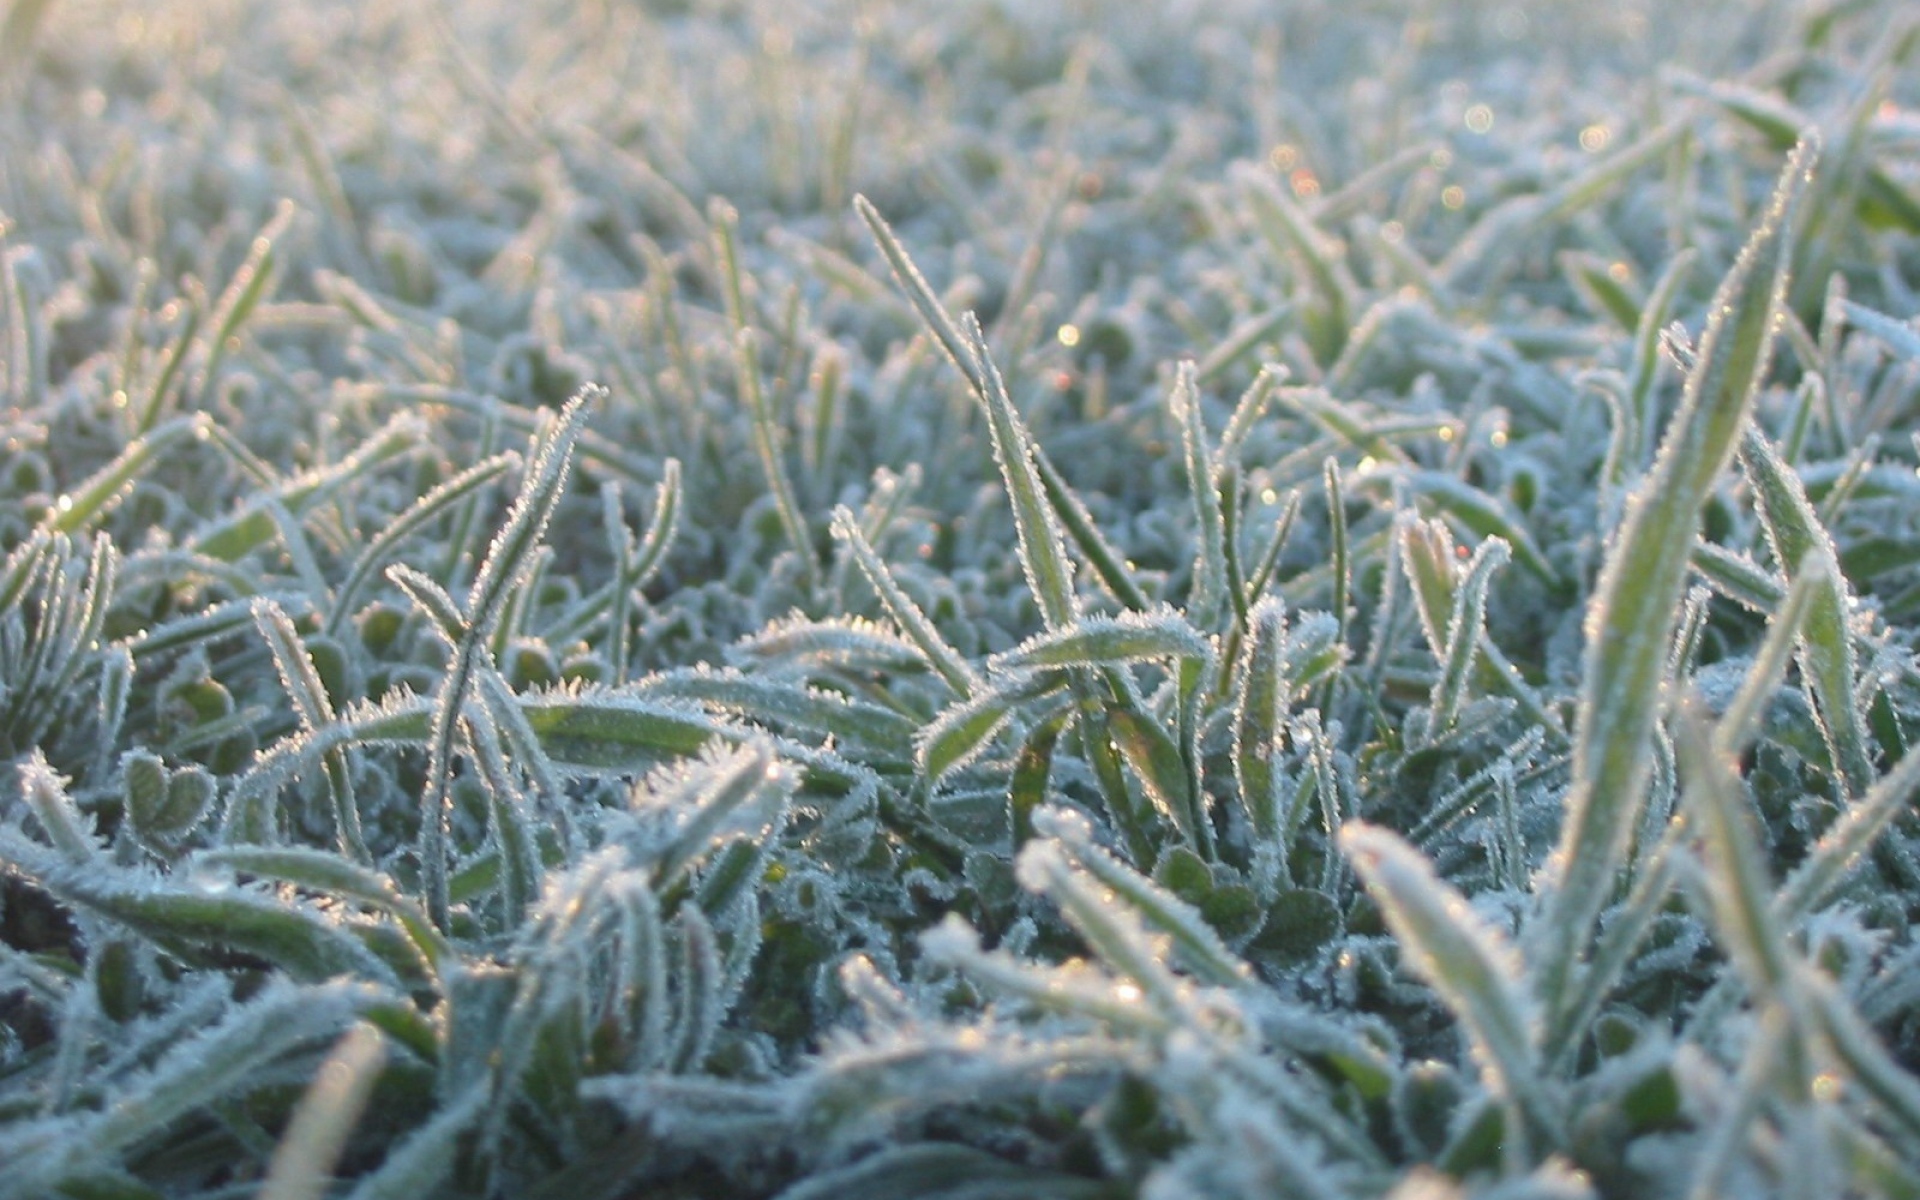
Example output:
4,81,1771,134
1739,426,1874,795
713,200,819,595
1430,537,1510,739
1537,138,1818,1012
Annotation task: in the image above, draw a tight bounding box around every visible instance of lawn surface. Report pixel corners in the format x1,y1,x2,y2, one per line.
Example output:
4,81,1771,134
4,1,1920,1197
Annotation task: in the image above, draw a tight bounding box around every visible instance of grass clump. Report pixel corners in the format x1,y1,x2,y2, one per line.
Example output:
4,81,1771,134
4,1,1920,1197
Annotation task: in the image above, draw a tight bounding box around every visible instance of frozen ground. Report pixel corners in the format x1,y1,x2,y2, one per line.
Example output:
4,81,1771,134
3,1,1920,1197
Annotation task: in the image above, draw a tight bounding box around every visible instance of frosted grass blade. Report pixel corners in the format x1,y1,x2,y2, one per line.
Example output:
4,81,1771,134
44,414,207,536
1537,138,1818,1011
1739,426,1874,794
960,312,1078,630
857,197,1079,629
1173,361,1228,628
1232,596,1288,845
989,609,1210,675
713,200,819,595
1714,549,1827,756
1776,738,1920,921
1844,300,1920,364
1403,472,1556,587
0,829,394,984
1673,707,1794,1001
831,505,978,697
193,199,295,410
1690,540,1787,611
196,846,451,974
1033,448,1150,611
1037,807,1247,987
19,749,95,863
254,598,367,860
1340,822,1555,1140
1430,537,1510,739
325,453,516,637
10,980,387,1192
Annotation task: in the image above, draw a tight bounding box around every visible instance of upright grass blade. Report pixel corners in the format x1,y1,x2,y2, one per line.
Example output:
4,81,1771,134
1171,362,1229,629
1429,537,1510,740
1232,596,1289,847
1535,138,1817,1014
1739,426,1875,795
254,598,367,861
413,392,592,928
857,196,1079,630
713,199,819,595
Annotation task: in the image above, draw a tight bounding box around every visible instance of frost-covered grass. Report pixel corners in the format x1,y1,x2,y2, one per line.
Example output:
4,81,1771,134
3,0,1920,1195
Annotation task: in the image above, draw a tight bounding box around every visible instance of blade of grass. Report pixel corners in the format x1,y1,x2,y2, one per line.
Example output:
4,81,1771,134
1536,137,1817,1015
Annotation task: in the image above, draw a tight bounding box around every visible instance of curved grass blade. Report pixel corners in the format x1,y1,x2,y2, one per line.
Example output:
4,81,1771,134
989,609,1211,675
1172,362,1228,628
0,829,396,985
324,452,517,637
1537,138,1818,1012
195,846,451,975
1340,822,1556,1143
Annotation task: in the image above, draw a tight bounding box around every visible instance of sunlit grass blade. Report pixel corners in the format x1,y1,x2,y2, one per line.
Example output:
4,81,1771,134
1232,596,1289,846
1033,449,1151,611
44,414,207,536
1776,739,1920,921
1537,137,1818,1012
1672,705,1796,1006
259,1023,388,1200
192,199,295,410
1340,822,1555,1141
1714,549,1828,756
917,674,1057,781
960,312,1079,629
1403,471,1556,587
